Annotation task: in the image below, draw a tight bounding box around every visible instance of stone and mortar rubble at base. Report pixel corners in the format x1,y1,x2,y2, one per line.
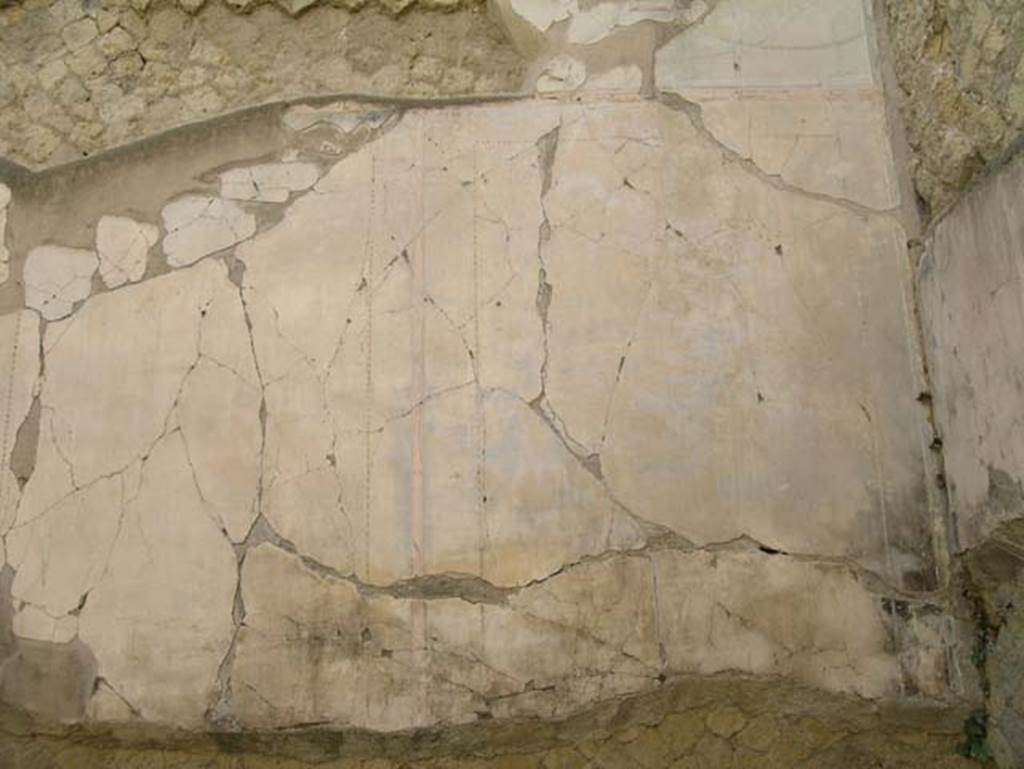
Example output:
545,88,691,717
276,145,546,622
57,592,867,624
0,0,1021,765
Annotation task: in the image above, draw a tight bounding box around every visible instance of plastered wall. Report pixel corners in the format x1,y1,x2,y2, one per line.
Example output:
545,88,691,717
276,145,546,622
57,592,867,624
0,0,997,765
917,150,1024,767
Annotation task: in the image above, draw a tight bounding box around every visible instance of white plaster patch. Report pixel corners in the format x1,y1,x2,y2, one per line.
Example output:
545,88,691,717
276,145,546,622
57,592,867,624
161,195,256,268
220,162,320,203
509,0,573,32
24,245,98,321
500,0,688,49
536,55,587,93
567,0,678,45
96,215,159,288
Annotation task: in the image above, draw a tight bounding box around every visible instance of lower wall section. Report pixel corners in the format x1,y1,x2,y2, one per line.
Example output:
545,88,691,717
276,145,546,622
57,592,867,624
0,674,974,769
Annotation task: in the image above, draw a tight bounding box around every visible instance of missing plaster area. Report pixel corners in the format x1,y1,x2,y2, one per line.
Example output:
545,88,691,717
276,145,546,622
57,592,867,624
0,0,526,169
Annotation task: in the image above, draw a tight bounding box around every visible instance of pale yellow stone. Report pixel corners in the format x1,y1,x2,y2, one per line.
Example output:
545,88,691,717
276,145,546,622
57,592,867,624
706,706,747,738
61,17,99,50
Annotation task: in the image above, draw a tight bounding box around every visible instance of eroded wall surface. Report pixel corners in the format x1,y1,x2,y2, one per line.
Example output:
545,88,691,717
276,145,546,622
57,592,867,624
0,675,976,768
0,0,525,167
0,0,971,757
885,0,1024,218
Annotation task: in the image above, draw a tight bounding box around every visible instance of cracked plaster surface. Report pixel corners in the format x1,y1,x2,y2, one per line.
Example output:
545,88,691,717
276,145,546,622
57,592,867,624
0,88,944,729
23,244,99,320
162,194,256,267
220,162,320,204
229,541,905,731
654,0,898,211
96,214,159,288
0,0,957,739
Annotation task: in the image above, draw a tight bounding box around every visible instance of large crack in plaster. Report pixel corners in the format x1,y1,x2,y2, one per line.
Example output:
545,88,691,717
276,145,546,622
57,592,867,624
654,91,903,220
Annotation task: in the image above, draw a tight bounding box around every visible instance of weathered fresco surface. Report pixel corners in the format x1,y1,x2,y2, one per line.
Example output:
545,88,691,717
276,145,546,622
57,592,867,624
1,0,1020,765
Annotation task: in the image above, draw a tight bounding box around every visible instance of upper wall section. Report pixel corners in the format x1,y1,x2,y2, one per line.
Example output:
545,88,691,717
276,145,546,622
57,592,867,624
885,0,1024,218
0,0,526,168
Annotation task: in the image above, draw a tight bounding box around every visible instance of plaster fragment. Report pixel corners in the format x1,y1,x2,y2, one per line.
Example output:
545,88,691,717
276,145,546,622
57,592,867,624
162,195,256,268
220,162,320,203
96,215,159,288
510,0,573,31
24,245,98,321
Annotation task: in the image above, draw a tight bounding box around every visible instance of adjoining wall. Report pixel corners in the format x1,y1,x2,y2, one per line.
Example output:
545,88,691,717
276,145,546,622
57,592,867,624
918,153,1024,554
885,0,1024,218
917,150,1024,767
0,0,983,762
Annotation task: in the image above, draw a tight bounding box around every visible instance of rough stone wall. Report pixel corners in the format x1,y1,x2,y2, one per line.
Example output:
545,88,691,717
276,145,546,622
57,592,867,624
0,0,990,764
917,149,1024,767
0,0,525,168
885,0,1024,218
0,676,976,768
